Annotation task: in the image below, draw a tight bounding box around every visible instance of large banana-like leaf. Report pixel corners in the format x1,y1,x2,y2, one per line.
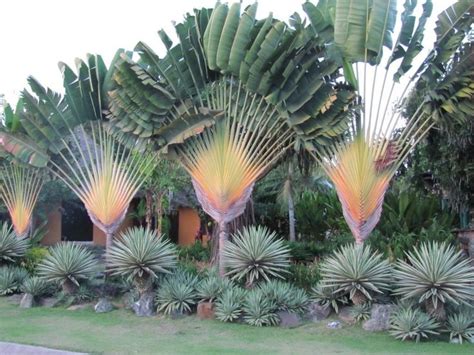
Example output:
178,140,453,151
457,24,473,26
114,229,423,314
0,164,44,237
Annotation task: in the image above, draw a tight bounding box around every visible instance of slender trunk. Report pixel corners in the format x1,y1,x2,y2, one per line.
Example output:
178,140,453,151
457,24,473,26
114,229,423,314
155,191,164,235
106,231,114,251
288,192,296,242
218,221,229,277
145,189,153,230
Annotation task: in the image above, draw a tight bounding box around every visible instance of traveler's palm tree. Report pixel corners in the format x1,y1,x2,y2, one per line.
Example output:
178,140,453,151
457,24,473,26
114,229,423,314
304,0,473,244
105,3,355,273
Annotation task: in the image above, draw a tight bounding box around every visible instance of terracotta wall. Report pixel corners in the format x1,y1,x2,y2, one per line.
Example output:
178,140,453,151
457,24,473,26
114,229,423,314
178,207,201,246
41,208,62,245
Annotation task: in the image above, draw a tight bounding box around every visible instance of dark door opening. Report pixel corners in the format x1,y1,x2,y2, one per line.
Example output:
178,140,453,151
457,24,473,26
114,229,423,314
61,200,93,242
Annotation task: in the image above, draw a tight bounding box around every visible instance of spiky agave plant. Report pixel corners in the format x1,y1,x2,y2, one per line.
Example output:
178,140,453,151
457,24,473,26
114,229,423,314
0,164,43,238
304,0,473,244
389,303,440,343
105,3,355,274
445,310,474,344
393,241,474,319
0,222,28,264
107,227,177,296
222,225,291,287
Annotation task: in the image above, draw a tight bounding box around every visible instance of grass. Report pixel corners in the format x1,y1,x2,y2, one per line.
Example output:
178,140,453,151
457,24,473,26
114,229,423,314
0,298,472,354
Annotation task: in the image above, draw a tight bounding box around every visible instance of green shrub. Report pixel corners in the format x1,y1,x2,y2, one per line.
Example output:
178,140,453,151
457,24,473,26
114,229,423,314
107,227,177,294
38,243,98,294
320,244,392,305
287,262,321,290
223,225,291,287
445,311,474,344
56,283,95,306
0,223,28,264
22,246,49,274
177,242,210,262
156,271,198,315
259,280,309,314
215,286,246,323
243,288,279,327
389,304,440,342
351,303,372,322
21,276,48,297
0,266,28,295
311,283,348,313
196,272,233,302
393,242,474,318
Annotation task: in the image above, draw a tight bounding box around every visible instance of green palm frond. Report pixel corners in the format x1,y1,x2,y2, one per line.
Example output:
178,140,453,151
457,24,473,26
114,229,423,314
0,222,28,263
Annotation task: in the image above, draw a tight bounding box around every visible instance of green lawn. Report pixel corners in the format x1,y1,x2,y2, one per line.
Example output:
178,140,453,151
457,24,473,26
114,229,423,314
0,298,471,354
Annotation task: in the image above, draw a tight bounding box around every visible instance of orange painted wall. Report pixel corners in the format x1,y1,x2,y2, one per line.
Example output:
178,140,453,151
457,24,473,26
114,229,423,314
178,207,201,246
41,208,62,245
93,216,134,246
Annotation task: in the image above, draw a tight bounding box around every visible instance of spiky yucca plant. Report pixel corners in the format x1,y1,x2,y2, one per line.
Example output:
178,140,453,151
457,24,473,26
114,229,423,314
0,222,28,264
393,241,474,319
196,273,233,303
0,265,28,295
37,243,98,294
389,305,440,342
351,303,372,322
259,280,310,314
243,288,279,327
156,271,198,315
311,283,348,314
215,286,247,323
21,276,49,297
223,225,291,287
305,0,473,244
107,227,177,296
445,311,474,344
0,164,44,238
320,244,392,305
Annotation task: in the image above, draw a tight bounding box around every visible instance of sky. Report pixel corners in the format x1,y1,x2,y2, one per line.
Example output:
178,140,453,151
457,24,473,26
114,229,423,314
0,0,455,106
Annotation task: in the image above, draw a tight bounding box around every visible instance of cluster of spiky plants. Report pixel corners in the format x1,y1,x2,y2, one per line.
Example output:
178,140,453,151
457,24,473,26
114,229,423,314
393,241,474,318
0,266,28,295
20,276,49,297
107,227,177,295
311,283,348,314
445,309,474,344
242,288,279,327
214,286,247,323
223,225,291,287
259,280,310,314
0,222,28,264
389,303,440,343
350,303,372,323
37,243,98,294
196,271,233,303
156,271,199,315
320,244,392,305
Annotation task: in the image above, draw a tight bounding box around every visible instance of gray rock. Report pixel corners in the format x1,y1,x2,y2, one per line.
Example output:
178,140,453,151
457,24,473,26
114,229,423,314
338,306,357,325
132,292,155,317
19,293,35,308
94,297,114,313
327,321,342,329
67,304,92,311
362,304,396,332
7,294,22,305
121,291,137,309
277,311,302,328
169,309,189,319
39,297,59,308
305,302,331,322
450,338,461,344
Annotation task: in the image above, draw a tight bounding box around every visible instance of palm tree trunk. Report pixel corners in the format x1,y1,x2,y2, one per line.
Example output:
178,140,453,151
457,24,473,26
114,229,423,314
218,221,229,277
145,189,153,230
106,231,114,251
288,192,296,242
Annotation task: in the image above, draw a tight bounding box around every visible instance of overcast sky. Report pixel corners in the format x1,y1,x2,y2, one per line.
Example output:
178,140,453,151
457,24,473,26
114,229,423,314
0,0,455,106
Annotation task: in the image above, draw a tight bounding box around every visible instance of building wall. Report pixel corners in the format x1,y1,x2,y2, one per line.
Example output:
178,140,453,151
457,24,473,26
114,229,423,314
178,207,201,246
41,208,62,245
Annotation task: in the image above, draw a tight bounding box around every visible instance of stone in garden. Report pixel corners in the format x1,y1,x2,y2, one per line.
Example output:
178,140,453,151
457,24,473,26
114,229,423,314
277,311,302,328
94,298,114,313
67,304,92,311
305,302,331,322
121,291,136,309
338,306,356,325
327,321,342,329
197,301,215,320
39,297,59,308
450,338,461,344
19,293,34,308
132,292,155,317
362,304,396,332
7,294,22,305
